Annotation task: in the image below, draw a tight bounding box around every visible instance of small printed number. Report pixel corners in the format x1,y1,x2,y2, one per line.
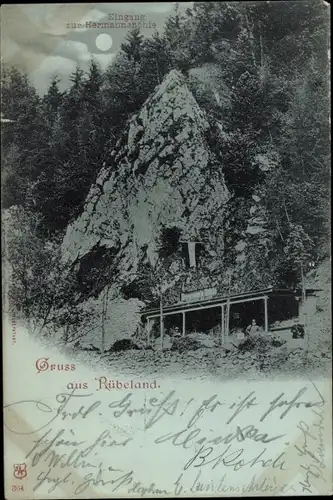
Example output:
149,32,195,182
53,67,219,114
12,485,24,491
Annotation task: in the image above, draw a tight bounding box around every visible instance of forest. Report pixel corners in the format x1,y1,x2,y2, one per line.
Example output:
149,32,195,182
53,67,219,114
1,1,330,337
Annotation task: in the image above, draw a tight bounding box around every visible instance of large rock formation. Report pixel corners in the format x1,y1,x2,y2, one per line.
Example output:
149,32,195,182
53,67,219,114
61,70,231,345
63,71,229,288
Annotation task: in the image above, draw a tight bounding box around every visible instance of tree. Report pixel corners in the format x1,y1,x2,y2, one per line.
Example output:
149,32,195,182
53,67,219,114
138,33,172,90
84,59,103,98
284,222,316,354
121,27,144,62
4,206,88,339
189,2,242,65
43,75,64,113
30,62,107,233
164,4,193,73
103,53,142,132
1,65,48,208
284,223,315,303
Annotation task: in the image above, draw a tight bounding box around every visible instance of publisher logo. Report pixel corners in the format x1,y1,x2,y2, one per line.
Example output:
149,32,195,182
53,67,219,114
13,463,27,480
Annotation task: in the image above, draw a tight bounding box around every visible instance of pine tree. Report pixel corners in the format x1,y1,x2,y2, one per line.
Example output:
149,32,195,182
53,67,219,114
1,65,47,208
138,33,172,92
164,4,192,74
103,53,143,132
121,27,144,62
43,76,63,113
84,60,103,102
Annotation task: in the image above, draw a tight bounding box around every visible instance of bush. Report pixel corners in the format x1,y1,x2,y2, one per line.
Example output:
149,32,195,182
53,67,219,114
111,339,141,352
271,336,286,347
237,334,285,353
171,337,202,353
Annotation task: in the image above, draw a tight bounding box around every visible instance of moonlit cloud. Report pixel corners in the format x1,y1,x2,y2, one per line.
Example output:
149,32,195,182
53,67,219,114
94,52,117,70
78,9,106,25
21,4,53,26
30,55,77,94
54,40,92,63
2,3,194,95
1,38,21,61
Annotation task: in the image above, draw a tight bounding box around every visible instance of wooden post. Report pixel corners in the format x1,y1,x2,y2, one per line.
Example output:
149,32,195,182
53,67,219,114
220,305,225,345
101,286,109,354
101,312,105,354
225,273,232,337
182,311,186,337
264,296,268,333
295,296,301,318
300,264,307,330
301,264,306,305
226,301,230,336
300,264,309,360
146,317,150,346
159,288,164,350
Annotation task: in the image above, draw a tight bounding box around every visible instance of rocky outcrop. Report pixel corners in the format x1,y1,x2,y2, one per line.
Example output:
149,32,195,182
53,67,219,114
61,70,230,344
62,70,229,296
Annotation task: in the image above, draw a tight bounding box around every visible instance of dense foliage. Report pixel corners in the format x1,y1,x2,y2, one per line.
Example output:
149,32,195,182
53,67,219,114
2,1,330,329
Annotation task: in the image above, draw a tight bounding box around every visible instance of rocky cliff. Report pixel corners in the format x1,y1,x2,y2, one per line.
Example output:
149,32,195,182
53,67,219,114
62,70,230,304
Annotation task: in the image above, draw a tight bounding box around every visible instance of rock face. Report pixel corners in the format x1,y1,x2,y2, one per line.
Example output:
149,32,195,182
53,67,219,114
61,70,230,345
68,293,144,351
62,70,229,291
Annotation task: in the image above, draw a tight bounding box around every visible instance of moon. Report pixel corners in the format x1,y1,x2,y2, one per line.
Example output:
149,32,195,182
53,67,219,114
95,33,113,52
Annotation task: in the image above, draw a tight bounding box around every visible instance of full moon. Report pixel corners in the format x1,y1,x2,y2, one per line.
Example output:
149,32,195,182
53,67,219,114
95,33,113,51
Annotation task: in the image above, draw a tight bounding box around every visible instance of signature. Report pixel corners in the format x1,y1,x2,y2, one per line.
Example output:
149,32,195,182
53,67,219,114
154,386,324,472
156,423,285,450
183,443,287,472
174,470,296,495
295,405,327,493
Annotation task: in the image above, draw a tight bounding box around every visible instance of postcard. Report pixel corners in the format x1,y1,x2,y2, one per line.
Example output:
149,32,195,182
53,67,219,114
2,2,332,498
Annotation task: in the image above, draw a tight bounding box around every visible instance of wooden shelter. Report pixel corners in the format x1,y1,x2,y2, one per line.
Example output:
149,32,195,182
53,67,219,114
141,286,318,345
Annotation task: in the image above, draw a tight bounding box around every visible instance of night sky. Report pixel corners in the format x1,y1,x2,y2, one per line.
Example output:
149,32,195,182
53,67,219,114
1,3,192,95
